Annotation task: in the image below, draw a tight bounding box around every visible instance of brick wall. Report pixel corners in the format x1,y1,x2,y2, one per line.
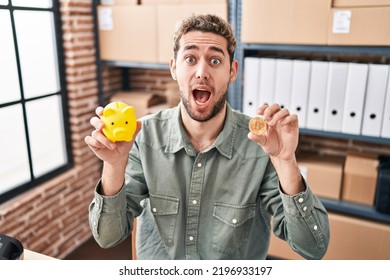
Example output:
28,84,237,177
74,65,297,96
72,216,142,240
0,0,121,259
299,135,390,157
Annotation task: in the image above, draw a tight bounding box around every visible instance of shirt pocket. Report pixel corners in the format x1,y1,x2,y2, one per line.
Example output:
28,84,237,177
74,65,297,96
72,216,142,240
149,193,179,247
212,202,256,258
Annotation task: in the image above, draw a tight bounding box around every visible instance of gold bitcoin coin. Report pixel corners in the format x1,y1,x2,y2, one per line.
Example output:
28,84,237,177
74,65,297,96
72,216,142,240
249,116,267,135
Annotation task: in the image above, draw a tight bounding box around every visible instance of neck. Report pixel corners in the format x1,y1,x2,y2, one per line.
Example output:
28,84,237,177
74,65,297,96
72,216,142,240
181,103,227,153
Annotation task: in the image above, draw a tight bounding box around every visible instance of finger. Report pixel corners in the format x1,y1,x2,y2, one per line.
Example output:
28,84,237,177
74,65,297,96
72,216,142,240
90,116,104,130
280,113,299,126
91,130,116,150
267,108,290,126
95,106,104,116
247,131,267,147
262,103,281,121
256,103,269,116
84,135,106,150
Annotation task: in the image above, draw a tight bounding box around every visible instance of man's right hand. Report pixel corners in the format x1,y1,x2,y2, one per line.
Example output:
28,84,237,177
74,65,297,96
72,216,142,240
84,106,142,196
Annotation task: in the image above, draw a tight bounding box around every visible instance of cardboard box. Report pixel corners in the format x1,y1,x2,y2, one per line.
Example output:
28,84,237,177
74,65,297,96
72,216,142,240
100,0,138,5
328,7,390,45
333,0,390,7
341,153,379,206
98,5,157,63
241,0,331,45
141,0,226,3
141,0,181,4
110,91,166,118
157,3,227,63
147,103,170,115
268,212,390,259
181,0,226,3
165,81,181,107
298,154,344,200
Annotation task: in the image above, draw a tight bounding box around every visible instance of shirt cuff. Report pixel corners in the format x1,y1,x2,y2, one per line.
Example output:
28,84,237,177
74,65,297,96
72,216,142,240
279,178,315,217
94,179,127,213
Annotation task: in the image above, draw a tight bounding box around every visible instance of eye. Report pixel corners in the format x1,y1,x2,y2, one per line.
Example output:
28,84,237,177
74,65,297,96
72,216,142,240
111,122,114,125
125,121,128,124
210,57,221,65
185,56,196,64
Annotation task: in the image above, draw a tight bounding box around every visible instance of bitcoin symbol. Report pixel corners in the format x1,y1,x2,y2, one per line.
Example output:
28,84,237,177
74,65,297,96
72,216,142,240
249,116,267,135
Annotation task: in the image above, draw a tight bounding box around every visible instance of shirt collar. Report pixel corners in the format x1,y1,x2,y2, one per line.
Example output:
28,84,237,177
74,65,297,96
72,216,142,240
165,103,237,159
165,105,187,154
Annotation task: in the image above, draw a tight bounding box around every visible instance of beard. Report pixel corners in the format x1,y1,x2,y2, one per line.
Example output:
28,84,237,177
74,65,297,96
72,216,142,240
180,91,227,122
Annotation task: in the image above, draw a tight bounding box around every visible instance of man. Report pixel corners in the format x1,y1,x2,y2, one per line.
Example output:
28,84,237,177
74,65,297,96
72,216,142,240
85,14,329,260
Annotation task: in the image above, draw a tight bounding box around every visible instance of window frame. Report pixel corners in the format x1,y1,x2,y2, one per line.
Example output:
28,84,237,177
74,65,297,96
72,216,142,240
0,1,72,203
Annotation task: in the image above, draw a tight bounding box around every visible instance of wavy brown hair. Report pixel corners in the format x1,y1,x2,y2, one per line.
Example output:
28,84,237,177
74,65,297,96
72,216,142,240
172,14,236,63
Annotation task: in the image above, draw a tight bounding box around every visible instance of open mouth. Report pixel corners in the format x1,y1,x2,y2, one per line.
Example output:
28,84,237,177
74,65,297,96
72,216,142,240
193,88,211,105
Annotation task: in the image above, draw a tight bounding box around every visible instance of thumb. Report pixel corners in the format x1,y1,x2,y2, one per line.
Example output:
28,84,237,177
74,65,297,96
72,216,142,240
248,132,267,147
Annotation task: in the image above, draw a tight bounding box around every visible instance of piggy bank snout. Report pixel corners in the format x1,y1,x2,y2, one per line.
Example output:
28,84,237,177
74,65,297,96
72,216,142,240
112,126,127,139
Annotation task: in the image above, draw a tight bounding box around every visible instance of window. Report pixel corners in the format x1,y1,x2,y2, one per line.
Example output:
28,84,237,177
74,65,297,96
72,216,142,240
0,0,71,203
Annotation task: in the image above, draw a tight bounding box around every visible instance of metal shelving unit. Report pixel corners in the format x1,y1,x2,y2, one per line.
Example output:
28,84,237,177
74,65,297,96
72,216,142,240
321,198,390,224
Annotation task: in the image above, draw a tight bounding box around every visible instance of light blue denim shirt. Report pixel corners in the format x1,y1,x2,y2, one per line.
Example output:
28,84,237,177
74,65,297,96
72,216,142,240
89,103,330,260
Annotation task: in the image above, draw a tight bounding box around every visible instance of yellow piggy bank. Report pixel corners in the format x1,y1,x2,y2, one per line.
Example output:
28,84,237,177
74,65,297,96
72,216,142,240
101,101,137,142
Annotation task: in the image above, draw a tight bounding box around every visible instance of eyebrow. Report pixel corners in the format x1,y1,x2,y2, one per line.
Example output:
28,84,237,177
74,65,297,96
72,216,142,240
183,44,226,57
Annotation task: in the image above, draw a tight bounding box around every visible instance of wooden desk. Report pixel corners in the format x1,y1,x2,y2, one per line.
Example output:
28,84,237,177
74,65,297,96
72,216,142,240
23,249,57,260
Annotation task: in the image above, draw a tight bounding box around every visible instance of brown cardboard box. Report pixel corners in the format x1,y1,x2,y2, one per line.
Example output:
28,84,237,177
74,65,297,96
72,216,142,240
241,0,331,45
268,212,390,259
328,7,390,45
341,153,379,206
97,5,157,63
110,91,166,118
140,0,181,4
100,0,138,5
157,3,227,63
333,0,390,7
298,154,344,200
141,0,226,3
165,81,181,107
147,103,170,115
181,0,227,3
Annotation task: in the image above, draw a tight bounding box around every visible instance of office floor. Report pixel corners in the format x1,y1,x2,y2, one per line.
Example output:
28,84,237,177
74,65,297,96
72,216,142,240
64,236,132,260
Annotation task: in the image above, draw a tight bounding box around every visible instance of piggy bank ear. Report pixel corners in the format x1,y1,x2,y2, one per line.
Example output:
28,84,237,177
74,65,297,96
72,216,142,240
123,106,135,117
103,107,116,117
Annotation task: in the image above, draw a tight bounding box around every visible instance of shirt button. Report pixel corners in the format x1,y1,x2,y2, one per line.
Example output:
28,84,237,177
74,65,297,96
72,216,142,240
197,162,202,168
298,197,304,203
232,219,238,224
314,225,318,231
303,206,307,211
152,208,157,213
189,236,194,241
192,200,197,205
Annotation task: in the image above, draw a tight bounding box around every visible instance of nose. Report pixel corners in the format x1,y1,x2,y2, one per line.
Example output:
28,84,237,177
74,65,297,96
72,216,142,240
113,127,126,139
195,60,209,80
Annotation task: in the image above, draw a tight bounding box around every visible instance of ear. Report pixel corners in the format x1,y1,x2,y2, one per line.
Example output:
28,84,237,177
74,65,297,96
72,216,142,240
103,107,116,117
229,59,239,84
123,106,135,117
169,57,177,80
